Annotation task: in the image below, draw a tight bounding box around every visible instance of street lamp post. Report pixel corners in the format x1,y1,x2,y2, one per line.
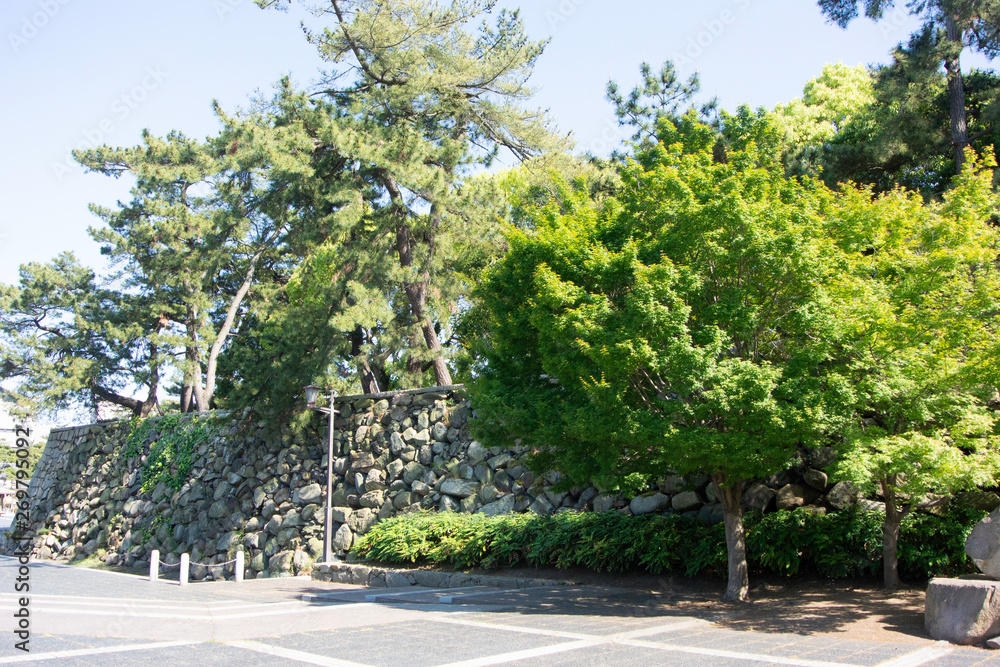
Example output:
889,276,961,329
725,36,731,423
304,385,338,564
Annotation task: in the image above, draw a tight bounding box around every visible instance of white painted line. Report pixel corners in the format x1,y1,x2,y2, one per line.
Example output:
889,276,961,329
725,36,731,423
438,587,537,603
432,616,596,641
431,638,603,667
225,640,371,666
0,602,316,621
13,599,304,612
0,556,149,580
874,641,953,667
610,619,707,639
0,593,247,607
621,638,864,667
0,640,198,663
431,617,864,667
364,587,457,602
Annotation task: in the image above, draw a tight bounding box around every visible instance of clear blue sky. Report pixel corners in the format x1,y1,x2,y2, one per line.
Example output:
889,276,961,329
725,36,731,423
0,0,989,285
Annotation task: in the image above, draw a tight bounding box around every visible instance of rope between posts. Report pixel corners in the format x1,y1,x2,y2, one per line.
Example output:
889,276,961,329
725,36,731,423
157,559,181,569
189,557,238,567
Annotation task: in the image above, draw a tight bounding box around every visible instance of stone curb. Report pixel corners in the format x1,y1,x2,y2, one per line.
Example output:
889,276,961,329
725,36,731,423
311,561,573,590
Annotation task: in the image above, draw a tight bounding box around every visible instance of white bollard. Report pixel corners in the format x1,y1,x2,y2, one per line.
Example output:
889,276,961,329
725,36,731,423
179,553,189,586
235,550,245,583
149,549,159,583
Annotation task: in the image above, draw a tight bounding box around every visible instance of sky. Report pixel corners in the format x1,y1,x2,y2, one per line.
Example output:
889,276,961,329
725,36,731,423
0,0,993,288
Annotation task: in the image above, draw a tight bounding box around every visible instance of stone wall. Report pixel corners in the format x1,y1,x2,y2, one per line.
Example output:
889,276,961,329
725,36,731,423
3,385,871,579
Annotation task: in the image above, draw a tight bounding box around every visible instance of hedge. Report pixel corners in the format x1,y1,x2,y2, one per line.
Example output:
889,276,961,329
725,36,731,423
352,506,986,581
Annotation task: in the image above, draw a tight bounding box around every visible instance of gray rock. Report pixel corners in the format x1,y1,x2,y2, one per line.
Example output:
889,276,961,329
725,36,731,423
657,475,685,495
293,483,323,505
698,503,725,526
208,501,228,519
808,447,838,469
826,481,859,510
477,495,516,517
957,491,1000,513
402,462,427,485
467,441,488,465
439,495,460,512
269,551,294,573
926,577,1000,644
629,492,670,516
348,508,377,535
332,524,353,551
386,459,404,481
331,507,352,524
803,469,829,491
672,491,702,512
775,484,810,511
967,508,1000,578
742,483,776,513
276,527,299,547
529,496,554,515
432,423,449,442
593,494,617,513
440,478,479,498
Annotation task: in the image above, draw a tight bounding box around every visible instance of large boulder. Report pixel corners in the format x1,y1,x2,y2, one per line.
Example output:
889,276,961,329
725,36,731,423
672,491,702,512
966,508,1000,578
629,492,670,516
440,478,479,499
742,483,775,513
826,481,859,511
776,484,813,511
926,577,1000,644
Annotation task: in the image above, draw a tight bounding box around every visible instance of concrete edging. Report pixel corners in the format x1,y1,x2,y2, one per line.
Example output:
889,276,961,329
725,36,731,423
311,561,571,590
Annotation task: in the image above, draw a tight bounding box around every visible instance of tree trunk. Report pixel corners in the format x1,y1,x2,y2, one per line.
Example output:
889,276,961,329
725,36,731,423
945,15,969,174
384,172,453,388
712,473,749,602
881,477,903,591
351,326,382,394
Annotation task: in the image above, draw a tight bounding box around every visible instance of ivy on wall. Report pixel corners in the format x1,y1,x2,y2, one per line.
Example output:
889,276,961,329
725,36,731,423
123,414,210,492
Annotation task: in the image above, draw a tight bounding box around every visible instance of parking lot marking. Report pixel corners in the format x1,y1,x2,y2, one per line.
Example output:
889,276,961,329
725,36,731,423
364,587,456,602
0,640,198,663
621,638,865,667
438,588,544,603
872,641,953,667
225,640,372,666
431,638,605,667
430,618,876,667
433,616,597,641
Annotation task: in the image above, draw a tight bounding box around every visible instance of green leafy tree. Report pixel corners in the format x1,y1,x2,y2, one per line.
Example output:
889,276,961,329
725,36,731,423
76,131,287,413
818,0,1000,173
244,0,565,397
469,118,849,601
0,253,162,418
827,149,1000,589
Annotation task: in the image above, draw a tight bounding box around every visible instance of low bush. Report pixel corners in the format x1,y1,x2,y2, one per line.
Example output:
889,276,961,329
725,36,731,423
352,506,986,581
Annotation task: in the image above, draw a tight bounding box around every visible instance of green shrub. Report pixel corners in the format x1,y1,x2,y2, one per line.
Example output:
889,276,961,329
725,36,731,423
352,506,985,582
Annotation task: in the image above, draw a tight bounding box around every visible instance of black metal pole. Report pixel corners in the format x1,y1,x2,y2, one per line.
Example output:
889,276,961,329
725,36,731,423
323,389,337,563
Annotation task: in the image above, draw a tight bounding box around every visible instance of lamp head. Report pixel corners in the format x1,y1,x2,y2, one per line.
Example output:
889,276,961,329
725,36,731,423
303,385,321,409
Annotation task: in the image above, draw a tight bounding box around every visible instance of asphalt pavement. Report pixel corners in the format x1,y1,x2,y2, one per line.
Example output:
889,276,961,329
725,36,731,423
0,556,998,666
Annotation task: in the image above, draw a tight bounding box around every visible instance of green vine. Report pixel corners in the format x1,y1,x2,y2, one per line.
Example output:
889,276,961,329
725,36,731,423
124,414,210,492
